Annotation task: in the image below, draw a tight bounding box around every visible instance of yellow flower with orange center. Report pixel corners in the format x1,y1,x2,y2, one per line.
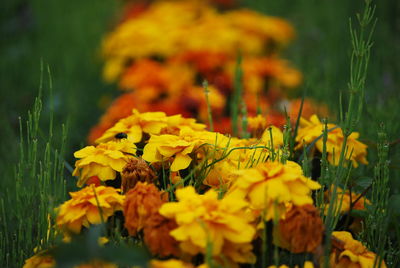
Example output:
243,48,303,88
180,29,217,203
296,114,368,167
95,109,169,144
159,186,256,264
228,161,320,220
56,186,124,234
72,139,136,187
330,231,387,268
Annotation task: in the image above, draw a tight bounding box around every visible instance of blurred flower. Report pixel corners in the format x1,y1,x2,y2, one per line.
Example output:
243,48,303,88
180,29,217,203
144,212,180,257
23,253,55,268
268,261,314,268
159,186,256,264
275,204,324,253
228,161,320,220
123,182,165,236
73,140,136,187
150,259,194,268
330,231,387,268
56,186,124,234
324,186,371,216
296,114,368,167
247,114,267,138
121,157,157,193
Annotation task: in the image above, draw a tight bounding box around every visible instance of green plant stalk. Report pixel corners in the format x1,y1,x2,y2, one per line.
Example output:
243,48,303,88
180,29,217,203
203,80,214,132
323,1,375,266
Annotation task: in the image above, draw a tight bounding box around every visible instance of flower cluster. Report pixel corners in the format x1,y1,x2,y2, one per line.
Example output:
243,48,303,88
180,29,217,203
87,0,330,143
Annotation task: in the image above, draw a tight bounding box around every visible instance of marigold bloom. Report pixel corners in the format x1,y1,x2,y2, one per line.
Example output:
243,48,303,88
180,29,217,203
228,161,320,220
95,109,169,144
268,261,314,268
123,182,165,236
150,259,194,268
73,139,136,187
248,114,267,138
121,158,157,193
330,231,387,268
56,186,124,234
324,186,371,216
275,204,324,253
144,212,180,257
159,186,256,264
142,127,215,171
23,253,55,268
296,114,368,167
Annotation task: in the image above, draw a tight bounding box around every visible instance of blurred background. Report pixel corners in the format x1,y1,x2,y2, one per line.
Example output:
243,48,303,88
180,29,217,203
1,0,399,188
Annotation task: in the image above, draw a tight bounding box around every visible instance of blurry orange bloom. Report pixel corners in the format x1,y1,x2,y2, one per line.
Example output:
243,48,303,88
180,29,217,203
275,204,324,253
123,182,165,236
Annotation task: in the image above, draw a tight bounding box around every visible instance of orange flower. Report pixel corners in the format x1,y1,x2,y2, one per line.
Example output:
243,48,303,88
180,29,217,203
144,212,180,257
56,186,124,234
121,158,157,193
275,204,324,253
123,182,165,236
23,253,55,268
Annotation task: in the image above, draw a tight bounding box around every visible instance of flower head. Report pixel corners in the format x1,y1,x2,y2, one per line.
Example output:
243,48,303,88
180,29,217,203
296,114,368,167
144,213,180,257
123,182,165,236
159,186,256,264
121,157,157,193
73,139,136,187
275,204,324,253
95,109,169,144
229,161,320,220
330,231,387,268
23,253,55,268
56,186,124,234
142,127,215,171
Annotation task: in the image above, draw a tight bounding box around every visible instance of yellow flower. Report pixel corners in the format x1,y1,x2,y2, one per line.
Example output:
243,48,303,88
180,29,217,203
142,127,215,171
324,186,371,216
228,161,320,220
95,109,169,144
247,114,267,138
330,231,387,268
159,186,256,264
261,125,284,149
296,114,368,167
72,139,136,187
56,186,124,234
150,259,194,268
268,261,314,268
